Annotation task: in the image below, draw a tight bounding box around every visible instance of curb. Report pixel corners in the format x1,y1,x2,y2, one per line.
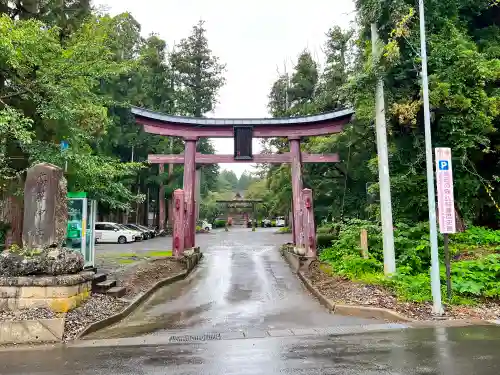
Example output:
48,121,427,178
76,252,202,339
281,249,414,323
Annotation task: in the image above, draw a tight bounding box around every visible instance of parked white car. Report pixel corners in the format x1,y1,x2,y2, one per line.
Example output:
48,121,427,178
199,220,212,231
94,222,137,244
275,217,286,227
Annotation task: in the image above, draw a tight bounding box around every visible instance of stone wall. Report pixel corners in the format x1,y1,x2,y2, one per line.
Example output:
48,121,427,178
0,271,93,313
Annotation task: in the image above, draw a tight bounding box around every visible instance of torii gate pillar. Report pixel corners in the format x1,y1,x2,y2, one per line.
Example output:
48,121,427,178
290,138,304,247
183,138,197,249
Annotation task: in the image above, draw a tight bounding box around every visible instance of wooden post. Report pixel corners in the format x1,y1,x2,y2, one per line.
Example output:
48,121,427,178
252,202,256,231
158,163,165,230
172,189,185,257
195,167,201,222
183,138,197,249
290,138,304,247
167,162,174,228
301,188,316,257
360,229,369,259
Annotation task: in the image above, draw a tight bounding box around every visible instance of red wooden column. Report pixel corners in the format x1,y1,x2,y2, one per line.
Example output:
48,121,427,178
290,137,304,248
167,162,174,227
158,163,165,230
183,137,197,249
172,189,185,257
302,188,316,257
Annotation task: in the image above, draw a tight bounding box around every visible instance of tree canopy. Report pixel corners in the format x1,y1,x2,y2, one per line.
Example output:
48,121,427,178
264,0,500,228
0,1,225,236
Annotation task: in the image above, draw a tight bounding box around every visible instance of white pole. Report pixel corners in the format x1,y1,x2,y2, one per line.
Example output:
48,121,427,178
371,23,396,275
418,0,443,315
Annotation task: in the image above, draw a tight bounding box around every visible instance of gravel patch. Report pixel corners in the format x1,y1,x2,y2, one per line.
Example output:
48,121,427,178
63,294,127,341
0,308,59,321
0,257,188,342
121,258,185,298
305,261,500,321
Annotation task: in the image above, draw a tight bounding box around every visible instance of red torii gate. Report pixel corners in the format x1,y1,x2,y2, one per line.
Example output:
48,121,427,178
131,106,354,257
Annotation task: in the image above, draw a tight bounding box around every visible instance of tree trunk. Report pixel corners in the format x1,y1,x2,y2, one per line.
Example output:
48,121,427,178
0,179,24,249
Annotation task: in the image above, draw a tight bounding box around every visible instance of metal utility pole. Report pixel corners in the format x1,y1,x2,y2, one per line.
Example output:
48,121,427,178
418,0,443,315
371,23,396,275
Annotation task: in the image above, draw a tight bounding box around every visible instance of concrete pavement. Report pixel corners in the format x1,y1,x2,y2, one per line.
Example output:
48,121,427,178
88,227,377,339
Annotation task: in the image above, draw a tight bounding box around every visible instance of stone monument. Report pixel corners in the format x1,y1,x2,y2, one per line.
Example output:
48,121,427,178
22,163,68,249
0,163,90,312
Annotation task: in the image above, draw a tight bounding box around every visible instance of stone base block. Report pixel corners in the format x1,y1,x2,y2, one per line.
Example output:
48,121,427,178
0,271,93,313
0,318,64,344
282,250,315,273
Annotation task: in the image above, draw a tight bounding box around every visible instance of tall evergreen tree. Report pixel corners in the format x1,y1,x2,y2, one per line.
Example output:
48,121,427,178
170,20,227,194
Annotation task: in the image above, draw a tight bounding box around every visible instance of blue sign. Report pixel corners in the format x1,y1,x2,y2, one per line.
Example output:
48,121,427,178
60,140,69,151
438,160,449,171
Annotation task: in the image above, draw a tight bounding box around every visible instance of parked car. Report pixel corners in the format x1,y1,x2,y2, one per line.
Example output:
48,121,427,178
198,220,212,231
123,223,150,240
94,222,137,244
275,217,286,227
136,224,156,238
262,219,272,227
117,224,143,241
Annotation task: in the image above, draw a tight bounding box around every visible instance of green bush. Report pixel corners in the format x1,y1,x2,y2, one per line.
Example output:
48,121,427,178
317,223,340,235
213,219,226,228
271,220,276,227
451,226,500,247
278,226,292,233
319,219,381,263
318,220,500,304
316,234,337,249
449,254,500,298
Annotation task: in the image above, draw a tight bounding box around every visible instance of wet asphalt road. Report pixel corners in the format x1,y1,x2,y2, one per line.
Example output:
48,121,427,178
90,227,377,339
1,325,500,374
2,228,500,374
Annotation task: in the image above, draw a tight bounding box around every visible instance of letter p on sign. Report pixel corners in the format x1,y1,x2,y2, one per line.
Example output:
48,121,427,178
438,160,449,171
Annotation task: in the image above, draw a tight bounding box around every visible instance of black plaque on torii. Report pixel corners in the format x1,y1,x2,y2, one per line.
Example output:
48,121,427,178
234,126,253,160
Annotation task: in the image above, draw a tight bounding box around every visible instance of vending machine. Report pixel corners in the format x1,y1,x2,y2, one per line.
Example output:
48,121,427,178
66,192,97,268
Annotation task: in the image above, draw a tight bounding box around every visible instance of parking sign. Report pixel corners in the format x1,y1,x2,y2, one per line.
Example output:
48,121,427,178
435,148,456,233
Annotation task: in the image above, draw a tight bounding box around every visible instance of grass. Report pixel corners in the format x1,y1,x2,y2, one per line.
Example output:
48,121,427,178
102,250,173,259
144,250,173,257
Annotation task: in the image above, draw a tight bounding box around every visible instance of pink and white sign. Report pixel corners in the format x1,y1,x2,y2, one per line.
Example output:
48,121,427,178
435,147,456,234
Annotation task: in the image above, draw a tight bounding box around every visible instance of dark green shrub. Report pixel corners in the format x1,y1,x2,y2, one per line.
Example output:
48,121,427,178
213,219,226,228
316,234,337,249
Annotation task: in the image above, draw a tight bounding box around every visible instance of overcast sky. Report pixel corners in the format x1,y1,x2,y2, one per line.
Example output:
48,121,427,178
95,0,355,176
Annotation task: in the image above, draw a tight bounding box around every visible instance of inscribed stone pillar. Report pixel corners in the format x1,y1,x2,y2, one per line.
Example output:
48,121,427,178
172,189,185,257
23,163,68,249
301,188,316,257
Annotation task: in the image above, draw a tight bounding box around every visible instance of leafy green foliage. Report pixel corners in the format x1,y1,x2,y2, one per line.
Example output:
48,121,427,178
264,0,500,228
450,255,500,298
213,219,227,228
452,226,500,246
320,221,500,303
0,5,226,231
316,234,337,250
